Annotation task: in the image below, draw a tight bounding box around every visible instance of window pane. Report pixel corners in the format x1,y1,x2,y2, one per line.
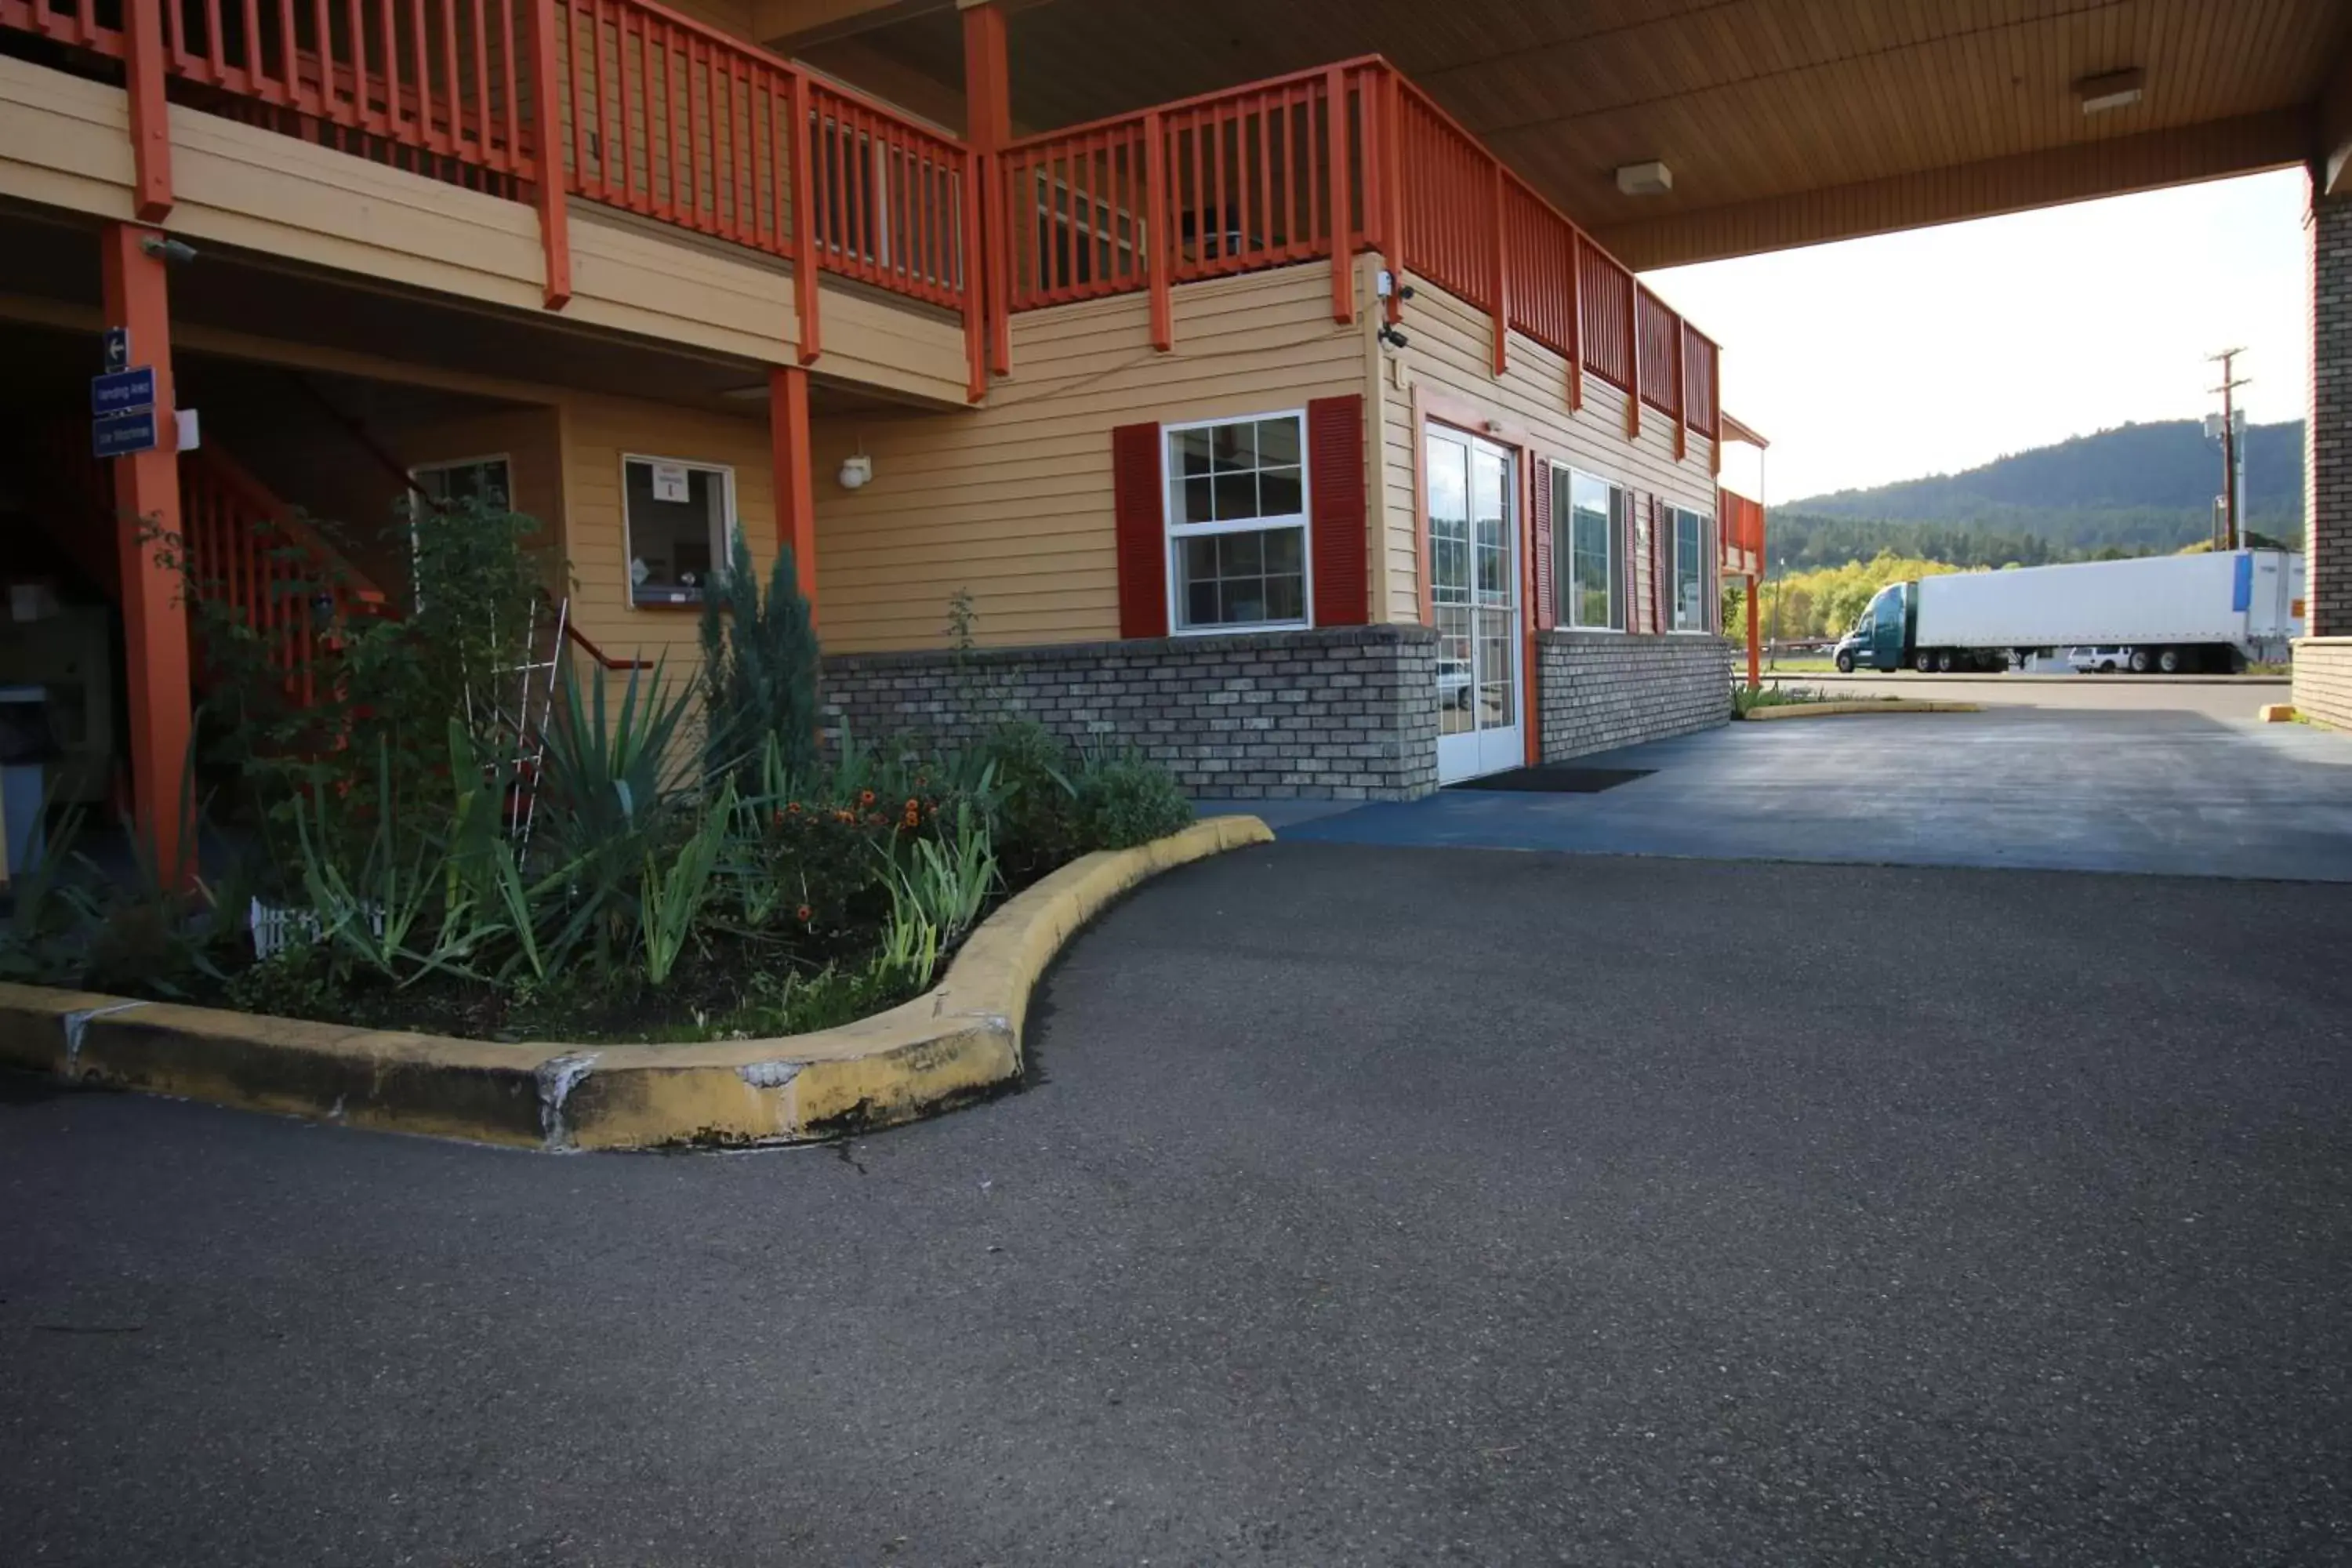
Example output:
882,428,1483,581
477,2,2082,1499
1178,475,1216,524
1172,426,1214,477
1175,524,1306,630
1256,418,1300,466
1263,526,1303,574
626,459,728,605
1212,470,1258,521
1209,422,1254,471
1258,466,1304,518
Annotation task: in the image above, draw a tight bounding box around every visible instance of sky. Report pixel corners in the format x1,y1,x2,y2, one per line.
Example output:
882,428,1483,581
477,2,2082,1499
1642,168,2312,506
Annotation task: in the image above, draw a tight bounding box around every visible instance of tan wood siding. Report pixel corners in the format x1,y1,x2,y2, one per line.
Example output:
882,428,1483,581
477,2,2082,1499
808,264,1373,654
1376,270,1718,625
561,394,775,683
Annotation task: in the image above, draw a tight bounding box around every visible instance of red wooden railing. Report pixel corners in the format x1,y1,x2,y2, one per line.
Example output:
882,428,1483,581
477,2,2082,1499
996,56,1722,463
2,0,977,387
1717,488,1765,575
178,445,390,707
999,60,1380,314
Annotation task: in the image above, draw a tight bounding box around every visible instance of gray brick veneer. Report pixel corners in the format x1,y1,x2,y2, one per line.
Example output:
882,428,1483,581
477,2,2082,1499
1536,630,1733,760
822,624,1442,801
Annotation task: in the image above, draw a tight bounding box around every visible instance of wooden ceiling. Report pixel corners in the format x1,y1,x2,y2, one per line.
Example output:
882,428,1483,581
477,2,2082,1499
793,0,2352,267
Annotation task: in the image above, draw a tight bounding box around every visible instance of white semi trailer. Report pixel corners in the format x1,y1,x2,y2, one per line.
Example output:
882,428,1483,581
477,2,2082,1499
1831,550,2303,674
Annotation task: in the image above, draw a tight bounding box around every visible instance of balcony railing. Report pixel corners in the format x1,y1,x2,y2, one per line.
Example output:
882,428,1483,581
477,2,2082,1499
1718,488,1765,577
996,56,1722,466
4,12,1720,433
3,0,980,391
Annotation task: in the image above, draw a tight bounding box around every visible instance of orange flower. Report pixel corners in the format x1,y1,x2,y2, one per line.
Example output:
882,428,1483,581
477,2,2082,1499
858,789,876,807
833,808,855,824
786,801,803,816
795,904,813,923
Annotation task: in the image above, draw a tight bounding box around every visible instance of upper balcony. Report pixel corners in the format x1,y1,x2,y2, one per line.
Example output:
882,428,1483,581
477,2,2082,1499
989,56,1724,470
0,4,1727,461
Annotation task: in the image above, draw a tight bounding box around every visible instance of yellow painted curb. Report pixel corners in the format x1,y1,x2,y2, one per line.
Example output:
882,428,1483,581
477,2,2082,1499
2258,703,2299,723
1740,699,1984,720
0,814,1273,1152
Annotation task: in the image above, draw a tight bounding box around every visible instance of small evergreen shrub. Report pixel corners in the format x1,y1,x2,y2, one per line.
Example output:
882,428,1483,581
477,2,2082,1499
700,532,822,787
1070,752,1193,851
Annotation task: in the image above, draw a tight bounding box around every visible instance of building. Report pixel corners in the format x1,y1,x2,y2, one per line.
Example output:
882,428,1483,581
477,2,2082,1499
8,0,2346,873
0,0,1773,871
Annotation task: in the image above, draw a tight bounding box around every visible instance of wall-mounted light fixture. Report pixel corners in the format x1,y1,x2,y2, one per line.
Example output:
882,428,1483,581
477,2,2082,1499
837,452,873,490
2075,67,2144,115
1615,161,1673,197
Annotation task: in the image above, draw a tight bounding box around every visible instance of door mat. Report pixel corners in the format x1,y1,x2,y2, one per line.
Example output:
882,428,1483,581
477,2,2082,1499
1446,766,1654,794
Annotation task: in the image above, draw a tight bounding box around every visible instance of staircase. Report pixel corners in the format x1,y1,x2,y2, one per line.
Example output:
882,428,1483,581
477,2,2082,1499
23,427,392,708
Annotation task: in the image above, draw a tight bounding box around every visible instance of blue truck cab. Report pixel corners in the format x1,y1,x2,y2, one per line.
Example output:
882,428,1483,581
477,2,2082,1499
1833,583,1914,673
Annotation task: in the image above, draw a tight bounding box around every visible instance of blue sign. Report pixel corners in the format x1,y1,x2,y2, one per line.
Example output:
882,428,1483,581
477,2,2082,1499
92,408,158,459
103,326,129,372
91,366,156,416
2232,550,2253,612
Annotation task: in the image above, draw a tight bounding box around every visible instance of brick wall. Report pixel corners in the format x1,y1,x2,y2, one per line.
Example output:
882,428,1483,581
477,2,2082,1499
2294,637,2352,730
2310,193,2351,639
823,625,1442,800
1536,630,1733,760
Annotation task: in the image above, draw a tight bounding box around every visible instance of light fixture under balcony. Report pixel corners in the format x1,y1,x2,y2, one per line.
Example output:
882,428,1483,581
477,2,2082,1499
1615,161,1673,197
2075,68,2144,115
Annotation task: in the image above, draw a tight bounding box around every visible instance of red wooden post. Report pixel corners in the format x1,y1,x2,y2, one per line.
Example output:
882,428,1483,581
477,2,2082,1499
789,71,820,363
1672,314,1688,462
123,0,174,220
1566,228,1584,412
770,363,818,626
1625,285,1642,441
1380,69,1403,325
1144,107,1171,350
1488,161,1507,376
526,0,571,307
960,145,985,400
963,1,1010,375
100,223,193,886
1325,64,1352,325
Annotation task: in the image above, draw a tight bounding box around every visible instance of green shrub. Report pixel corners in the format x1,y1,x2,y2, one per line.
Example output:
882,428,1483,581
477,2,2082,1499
699,532,821,788
979,720,1076,878
1069,751,1192,851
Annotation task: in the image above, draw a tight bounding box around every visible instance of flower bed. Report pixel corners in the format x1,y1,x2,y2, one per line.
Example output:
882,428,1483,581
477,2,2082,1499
0,500,1193,1046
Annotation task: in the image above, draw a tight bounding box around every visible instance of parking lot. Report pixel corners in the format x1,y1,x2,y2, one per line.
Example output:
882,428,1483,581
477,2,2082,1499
1282,681,2352,880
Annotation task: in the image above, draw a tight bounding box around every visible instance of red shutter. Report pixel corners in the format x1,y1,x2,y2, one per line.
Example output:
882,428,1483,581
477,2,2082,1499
1530,459,1555,631
1652,495,1671,631
1112,420,1167,638
1307,394,1368,626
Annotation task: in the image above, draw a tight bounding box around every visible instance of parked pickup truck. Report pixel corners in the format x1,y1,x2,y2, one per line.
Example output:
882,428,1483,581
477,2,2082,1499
1831,550,2303,674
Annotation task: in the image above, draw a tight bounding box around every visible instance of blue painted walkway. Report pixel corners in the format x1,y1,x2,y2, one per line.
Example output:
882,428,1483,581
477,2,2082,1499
1269,708,2352,880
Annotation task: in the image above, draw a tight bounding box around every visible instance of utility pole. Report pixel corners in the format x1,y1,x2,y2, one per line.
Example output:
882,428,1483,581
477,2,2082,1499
1768,557,1786,671
2208,348,2249,551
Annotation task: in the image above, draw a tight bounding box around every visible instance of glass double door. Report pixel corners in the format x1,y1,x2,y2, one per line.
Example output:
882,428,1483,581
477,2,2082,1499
1425,427,1522,783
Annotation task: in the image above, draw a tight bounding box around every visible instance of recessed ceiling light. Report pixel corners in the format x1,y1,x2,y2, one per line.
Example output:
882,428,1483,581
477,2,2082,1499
1615,161,1673,197
2075,67,2144,115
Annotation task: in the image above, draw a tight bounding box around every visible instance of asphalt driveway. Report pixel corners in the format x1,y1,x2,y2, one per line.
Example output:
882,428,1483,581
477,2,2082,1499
1281,706,2352,880
5,843,2349,1565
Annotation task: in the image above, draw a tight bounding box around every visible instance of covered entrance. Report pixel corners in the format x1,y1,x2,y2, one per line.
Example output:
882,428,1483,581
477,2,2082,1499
1425,426,1523,784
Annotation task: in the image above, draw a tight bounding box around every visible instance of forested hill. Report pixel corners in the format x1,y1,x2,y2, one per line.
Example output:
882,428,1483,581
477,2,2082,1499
1773,419,2303,568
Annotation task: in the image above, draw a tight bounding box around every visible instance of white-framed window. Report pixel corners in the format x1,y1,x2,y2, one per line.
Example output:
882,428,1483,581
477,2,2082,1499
410,455,514,513
1163,410,1311,633
1669,505,1712,632
622,454,737,608
1551,466,1627,630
